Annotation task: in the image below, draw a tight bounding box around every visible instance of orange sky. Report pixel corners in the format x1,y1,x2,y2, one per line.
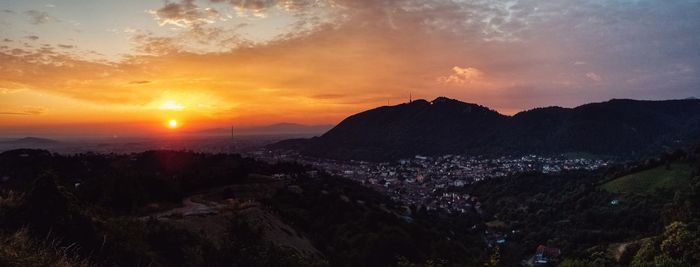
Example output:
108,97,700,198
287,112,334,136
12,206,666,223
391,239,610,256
1,0,698,137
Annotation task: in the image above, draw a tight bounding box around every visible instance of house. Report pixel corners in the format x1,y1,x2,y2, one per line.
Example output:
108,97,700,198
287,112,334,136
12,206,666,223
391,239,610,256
534,245,561,265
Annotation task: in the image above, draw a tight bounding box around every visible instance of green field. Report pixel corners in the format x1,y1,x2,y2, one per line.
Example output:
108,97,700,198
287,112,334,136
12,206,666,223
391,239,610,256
602,163,695,194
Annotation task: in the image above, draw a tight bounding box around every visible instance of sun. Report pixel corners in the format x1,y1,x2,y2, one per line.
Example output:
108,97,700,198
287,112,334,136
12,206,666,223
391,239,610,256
168,119,178,128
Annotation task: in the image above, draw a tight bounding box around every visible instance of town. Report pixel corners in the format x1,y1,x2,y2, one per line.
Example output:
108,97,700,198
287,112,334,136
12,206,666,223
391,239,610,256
249,150,611,213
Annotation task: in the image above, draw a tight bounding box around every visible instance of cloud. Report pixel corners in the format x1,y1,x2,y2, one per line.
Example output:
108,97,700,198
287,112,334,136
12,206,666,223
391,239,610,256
145,0,544,54
0,107,45,116
129,80,151,84
26,35,39,41
438,66,484,85
585,72,602,82
311,93,346,99
209,0,315,14
2,0,700,125
25,10,57,25
130,32,180,55
3,9,15,14
149,0,219,28
0,88,26,94
146,0,254,51
57,44,74,49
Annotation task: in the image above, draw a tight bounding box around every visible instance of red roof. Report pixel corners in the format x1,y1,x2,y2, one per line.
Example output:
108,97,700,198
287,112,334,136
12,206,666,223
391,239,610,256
536,245,561,258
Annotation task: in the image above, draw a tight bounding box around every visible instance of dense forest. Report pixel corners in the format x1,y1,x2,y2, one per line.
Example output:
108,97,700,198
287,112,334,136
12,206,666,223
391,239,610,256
0,145,699,266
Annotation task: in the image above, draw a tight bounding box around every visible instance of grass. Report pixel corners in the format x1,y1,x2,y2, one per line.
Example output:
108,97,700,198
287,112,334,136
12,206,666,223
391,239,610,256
0,190,88,267
602,163,694,194
0,228,89,267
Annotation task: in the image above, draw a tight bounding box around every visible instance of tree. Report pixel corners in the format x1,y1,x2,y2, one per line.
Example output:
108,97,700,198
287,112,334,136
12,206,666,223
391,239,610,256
631,239,657,267
559,259,597,267
484,246,500,267
661,222,691,259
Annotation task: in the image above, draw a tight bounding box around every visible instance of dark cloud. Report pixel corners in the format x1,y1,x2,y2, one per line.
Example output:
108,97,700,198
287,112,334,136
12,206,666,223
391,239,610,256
3,9,15,14
26,35,39,41
57,44,74,49
129,80,151,84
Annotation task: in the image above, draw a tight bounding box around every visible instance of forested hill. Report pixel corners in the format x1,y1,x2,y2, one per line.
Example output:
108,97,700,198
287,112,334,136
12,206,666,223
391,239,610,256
272,98,700,161
0,149,484,266
464,144,700,266
1,146,699,266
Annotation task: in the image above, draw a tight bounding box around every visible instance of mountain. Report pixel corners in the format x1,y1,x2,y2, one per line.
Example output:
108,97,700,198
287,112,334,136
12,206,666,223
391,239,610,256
0,137,60,145
272,97,700,161
198,123,334,136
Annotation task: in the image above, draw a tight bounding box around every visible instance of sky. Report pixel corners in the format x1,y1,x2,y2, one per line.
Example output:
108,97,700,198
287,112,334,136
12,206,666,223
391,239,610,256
1,0,699,137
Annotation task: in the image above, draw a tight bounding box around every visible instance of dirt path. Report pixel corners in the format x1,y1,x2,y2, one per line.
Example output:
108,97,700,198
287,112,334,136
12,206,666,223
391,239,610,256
139,181,324,260
146,194,217,219
144,181,278,219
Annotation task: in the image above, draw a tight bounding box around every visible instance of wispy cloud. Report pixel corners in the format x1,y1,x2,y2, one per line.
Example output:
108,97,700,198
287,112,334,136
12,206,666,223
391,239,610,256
0,107,45,116
586,72,602,82
129,80,151,84
24,10,57,25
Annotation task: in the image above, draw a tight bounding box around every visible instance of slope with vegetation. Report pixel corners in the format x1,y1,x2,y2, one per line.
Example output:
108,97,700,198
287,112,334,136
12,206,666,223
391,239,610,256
0,149,487,266
1,144,700,266
602,163,694,194
273,98,700,161
464,145,700,266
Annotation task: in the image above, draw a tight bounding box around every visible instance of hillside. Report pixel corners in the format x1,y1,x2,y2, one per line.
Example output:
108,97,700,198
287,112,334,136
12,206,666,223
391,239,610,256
602,163,695,194
0,149,484,267
0,137,59,145
460,145,700,266
272,98,700,161
1,146,700,266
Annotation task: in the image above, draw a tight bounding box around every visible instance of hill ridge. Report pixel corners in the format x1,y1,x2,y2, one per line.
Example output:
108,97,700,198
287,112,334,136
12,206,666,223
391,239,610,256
272,97,700,161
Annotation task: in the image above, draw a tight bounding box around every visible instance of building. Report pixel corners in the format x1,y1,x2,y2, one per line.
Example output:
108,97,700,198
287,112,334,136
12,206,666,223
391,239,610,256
534,245,561,265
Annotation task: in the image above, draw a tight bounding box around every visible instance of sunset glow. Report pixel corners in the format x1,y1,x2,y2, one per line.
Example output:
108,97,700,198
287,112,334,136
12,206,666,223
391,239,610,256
160,100,185,111
0,1,698,137
168,119,178,129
